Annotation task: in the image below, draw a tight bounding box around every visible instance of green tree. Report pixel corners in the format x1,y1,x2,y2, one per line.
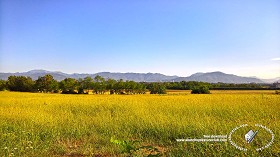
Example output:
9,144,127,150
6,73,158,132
124,81,138,94
78,77,94,94
106,79,117,94
84,76,94,93
191,85,210,94
136,83,146,94
35,74,58,93
59,78,78,94
115,79,125,94
6,76,35,92
0,80,6,91
93,75,106,94
149,83,166,94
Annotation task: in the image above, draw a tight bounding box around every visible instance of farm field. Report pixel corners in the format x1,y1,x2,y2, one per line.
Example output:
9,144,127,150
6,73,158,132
0,91,279,156
167,90,276,95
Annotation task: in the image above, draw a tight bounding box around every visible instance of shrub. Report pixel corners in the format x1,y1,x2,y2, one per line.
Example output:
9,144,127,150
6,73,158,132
149,83,166,94
6,76,35,92
61,90,77,94
0,80,6,91
191,85,210,94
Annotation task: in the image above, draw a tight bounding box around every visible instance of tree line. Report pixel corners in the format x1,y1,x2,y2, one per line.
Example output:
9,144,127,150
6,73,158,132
0,75,277,94
161,81,276,90
0,75,151,94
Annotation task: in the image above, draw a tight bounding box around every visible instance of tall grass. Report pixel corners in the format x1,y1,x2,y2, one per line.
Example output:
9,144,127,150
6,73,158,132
0,91,279,156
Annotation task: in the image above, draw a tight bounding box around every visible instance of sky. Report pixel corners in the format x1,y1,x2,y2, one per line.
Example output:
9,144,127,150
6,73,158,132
0,0,279,79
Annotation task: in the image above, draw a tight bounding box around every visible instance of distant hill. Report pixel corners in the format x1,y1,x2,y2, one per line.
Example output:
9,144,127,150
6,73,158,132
94,72,178,82
261,77,280,83
0,70,70,81
169,71,265,83
0,70,178,82
0,70,274,83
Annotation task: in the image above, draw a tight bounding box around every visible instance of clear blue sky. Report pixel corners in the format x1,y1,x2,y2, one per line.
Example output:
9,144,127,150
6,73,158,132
1,0,279,78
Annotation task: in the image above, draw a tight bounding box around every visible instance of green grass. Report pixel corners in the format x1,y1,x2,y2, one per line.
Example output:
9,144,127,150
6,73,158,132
0,91,279,156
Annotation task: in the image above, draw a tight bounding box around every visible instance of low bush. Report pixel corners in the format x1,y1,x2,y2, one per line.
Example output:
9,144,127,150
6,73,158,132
191,85,210,94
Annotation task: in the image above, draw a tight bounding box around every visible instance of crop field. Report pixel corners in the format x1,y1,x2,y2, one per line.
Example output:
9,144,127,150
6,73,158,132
0,91,279,156
166,90,276,95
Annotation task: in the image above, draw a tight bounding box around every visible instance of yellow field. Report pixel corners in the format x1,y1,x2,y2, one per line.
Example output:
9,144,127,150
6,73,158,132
167,90,276,94
0,91,279,156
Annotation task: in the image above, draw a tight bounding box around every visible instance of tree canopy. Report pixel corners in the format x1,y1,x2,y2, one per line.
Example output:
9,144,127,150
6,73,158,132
35,74,58,93
2,74,277,94
6,76,34,92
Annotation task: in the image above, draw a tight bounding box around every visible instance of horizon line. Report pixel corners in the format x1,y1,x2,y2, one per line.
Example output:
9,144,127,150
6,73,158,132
0,69,279,80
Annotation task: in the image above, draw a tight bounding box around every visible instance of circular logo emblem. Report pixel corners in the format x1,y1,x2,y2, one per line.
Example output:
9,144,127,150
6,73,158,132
228,124,274,151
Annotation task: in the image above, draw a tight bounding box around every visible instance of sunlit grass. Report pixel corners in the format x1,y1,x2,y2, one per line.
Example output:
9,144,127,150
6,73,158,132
0,91,279,156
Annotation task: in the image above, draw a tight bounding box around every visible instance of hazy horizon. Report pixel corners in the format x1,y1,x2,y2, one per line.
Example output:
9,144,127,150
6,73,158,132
1,0,279,79
1,68,280,80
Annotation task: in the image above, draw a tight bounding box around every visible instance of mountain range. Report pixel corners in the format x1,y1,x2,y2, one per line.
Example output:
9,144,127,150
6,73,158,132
0,70,278,83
